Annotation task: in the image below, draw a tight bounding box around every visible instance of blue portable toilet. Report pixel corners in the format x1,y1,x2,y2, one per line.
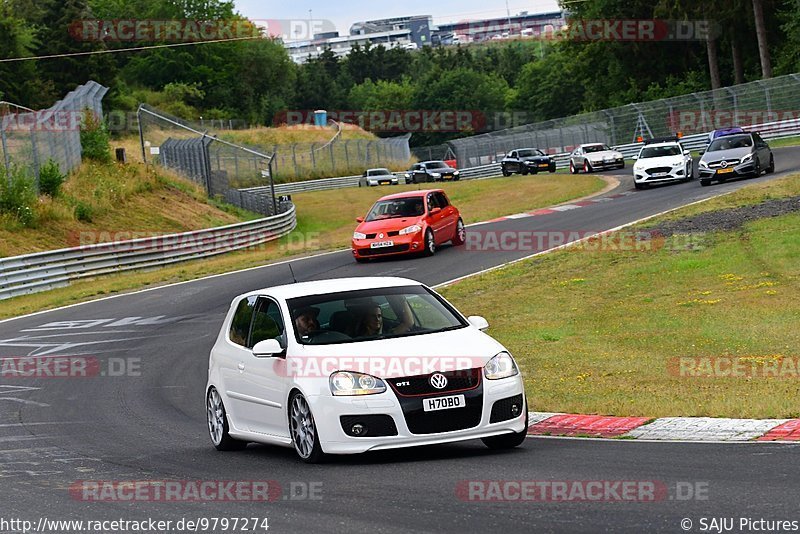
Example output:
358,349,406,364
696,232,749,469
314,110,328,127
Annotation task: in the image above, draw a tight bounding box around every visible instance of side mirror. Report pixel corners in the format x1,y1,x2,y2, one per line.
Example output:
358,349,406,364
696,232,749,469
253,339,283,358
632,155,638,161
356,217,364,223
684,151,691,156
429,207,442,216
699,150,705,156
468,316,489,331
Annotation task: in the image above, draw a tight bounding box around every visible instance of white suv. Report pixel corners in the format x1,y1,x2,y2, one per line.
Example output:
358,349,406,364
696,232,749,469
633,139,694,190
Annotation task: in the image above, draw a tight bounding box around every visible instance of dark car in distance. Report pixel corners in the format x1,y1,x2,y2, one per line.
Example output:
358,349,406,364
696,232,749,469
404,161,460,184
500,148,557,176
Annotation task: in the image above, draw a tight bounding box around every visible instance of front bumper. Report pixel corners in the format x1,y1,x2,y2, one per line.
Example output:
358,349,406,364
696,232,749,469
524,162,557,173
310,373,526,454
699,162,755,180
588,158,624,170
352,232,425,259
367,178,399,186
634,167,687,184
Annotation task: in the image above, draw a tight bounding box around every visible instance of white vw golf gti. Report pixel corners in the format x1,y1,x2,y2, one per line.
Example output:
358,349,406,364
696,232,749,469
206,277,528,462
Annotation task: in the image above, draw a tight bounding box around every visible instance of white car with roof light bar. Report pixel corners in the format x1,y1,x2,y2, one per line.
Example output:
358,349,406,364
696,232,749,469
569,143,625,173
206,277,527,463
632,137,694,190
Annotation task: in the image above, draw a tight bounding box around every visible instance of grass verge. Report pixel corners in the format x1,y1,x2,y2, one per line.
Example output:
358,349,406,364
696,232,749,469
0,173,605,320
439,173,800,419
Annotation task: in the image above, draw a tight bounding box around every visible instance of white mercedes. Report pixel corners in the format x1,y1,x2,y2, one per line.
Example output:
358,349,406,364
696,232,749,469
206,277,528,463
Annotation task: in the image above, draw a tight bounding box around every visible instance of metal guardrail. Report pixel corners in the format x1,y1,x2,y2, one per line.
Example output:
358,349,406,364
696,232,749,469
0,205,297,301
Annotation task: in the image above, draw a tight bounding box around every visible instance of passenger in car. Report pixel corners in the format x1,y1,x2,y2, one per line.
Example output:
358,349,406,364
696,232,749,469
355,299,414,337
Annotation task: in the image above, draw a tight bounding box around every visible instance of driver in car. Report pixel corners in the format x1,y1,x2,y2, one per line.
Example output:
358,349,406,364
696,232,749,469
294,306,320,338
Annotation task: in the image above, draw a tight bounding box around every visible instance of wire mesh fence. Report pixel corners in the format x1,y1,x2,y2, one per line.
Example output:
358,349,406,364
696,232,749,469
0,81,108,189
448,73,800,168
268,131,413,182
138,104,288,217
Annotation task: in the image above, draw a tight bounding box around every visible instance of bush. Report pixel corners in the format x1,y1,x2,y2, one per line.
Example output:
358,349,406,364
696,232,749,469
74,201,94,222
0,166,37,226
80,110,112,163
38,160,66,197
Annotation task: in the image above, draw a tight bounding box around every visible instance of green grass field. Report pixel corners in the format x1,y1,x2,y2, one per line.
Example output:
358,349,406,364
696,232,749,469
439,173,800,419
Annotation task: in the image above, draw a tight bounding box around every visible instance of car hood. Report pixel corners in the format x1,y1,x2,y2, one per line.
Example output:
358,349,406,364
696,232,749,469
291,327,507,378
701,147,752,162
585,150,622,159
635,155,684,167
367,175,396,180
356,217,424,233
520,156,551,162
427,167,457,173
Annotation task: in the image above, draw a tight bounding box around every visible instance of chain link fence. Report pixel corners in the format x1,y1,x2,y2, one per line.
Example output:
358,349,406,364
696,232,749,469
449,73,800,168
138,104,289,217
0,81,108,188
267,131,412,182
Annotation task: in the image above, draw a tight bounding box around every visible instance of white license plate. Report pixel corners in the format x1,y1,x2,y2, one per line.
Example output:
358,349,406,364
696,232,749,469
652,172,668,177
370,241,394,249
423,394,466,412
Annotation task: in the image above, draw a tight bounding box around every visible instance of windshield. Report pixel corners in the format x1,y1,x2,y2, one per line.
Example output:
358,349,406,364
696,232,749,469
640,145,681,158
365,197,425,221
584,144,611,153
287,285,467,345
517,149,544,157
425,161,449,169
707,134,753,152
367,169,391,176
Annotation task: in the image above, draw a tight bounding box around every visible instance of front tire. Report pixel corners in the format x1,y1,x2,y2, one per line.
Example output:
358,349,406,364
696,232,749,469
751,159,761,178
423,228,436,256
700,179,711,187
289,392,325,463
583,160,592,173
569,161,578,174
766,154,775,174
207,388,247,451
482,405,528,450
501,166,511,177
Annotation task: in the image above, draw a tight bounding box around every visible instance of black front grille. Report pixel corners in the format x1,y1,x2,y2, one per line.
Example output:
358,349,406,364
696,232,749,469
387,231,400,237
389,368,482,397
360,244,410,256
365,233,377,239
645,167,672,175
490,394,524,423
399,386,484,434
340,415,398,437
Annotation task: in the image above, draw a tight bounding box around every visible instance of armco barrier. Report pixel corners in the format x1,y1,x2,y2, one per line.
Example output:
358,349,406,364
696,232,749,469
0,205,296,300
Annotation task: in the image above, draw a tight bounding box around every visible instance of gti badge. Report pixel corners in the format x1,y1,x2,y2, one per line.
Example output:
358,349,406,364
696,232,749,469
429,373,448,389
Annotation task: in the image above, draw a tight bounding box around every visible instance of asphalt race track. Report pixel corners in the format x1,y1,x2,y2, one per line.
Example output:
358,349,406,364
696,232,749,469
1,148,799,533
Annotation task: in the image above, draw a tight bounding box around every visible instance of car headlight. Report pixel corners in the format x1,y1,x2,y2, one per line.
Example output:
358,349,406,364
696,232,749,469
454,170,460,175
484,352,519,380
330,371,386,396
431,172,441,178
699,161,709,169
405,173,411,178
399,224,422,235
741,153,753,163
353,231,367,240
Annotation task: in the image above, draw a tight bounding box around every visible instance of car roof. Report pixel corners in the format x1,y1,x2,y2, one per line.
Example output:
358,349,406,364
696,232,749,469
421,160,447,164
239,277,424,301
367,168,391,172
377,189,442,200
580,143,607,147
512,147,542,152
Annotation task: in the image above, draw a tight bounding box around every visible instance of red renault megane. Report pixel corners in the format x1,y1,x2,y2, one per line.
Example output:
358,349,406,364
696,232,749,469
351,190,466,262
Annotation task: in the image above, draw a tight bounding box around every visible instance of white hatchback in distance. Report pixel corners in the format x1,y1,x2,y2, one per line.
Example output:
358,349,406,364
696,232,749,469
206,277,528,463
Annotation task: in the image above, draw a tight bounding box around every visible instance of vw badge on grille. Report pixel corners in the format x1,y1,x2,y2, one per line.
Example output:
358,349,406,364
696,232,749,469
429,373,448,389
